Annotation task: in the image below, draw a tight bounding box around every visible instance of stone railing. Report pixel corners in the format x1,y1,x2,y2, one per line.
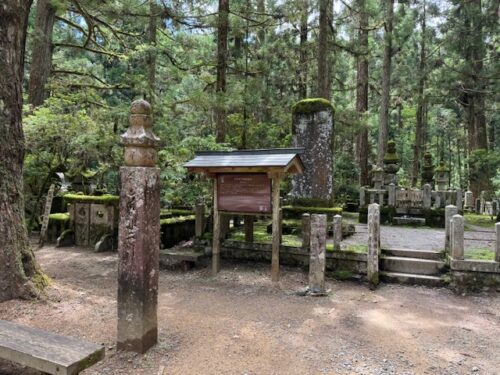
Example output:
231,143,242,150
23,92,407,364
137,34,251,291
360,184,463,211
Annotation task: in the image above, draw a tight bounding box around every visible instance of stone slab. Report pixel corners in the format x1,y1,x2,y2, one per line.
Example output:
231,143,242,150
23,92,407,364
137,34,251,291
0,320,104,375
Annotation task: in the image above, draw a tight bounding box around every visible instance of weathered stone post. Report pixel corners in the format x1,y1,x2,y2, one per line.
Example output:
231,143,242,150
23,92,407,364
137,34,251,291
117,99,160,354
367,203,380,288
301,213,311,249
445,205,458,252
480,191,486,214
450,214,464,260
195,203,205,240
308,214,327,295
475,198,481,214
456,189,463,211
291,99,334,204
495,223,500,263
333,214,342,251
423,184,432,208
359,187,366,207
387,183,396,207
464,190,474,209
244,215,254,243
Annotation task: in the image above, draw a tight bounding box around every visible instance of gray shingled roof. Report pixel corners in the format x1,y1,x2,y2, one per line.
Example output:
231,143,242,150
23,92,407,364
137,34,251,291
184,148,304,168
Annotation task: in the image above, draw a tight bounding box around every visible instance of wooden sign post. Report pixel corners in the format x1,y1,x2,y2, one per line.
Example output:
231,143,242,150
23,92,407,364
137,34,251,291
184,149,305,282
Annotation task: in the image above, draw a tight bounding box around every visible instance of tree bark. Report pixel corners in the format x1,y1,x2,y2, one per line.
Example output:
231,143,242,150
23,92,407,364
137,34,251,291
298,0,308,99
317,0,332,100
0,0,47,302
412,0,427,187
355,0,369,186
377,0,394,165
146,0,157,109
28,0,56,107
215,0,229,143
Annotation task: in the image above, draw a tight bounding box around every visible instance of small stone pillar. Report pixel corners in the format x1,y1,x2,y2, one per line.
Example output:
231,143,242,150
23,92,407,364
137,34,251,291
291,99,334,203
475,198,481,214
445,205,458,252
301,213,311,249
464,190,474,209
308,214,327,295
333,214,342,251
495,223,500,263
480,191,486,214
423,184,432,208
244,216,254,243
367,203,380,288
456,189,463,211
117,99,160,353
450,214,464,260
359,187,366,207
195,203,205,239
388,183,396,207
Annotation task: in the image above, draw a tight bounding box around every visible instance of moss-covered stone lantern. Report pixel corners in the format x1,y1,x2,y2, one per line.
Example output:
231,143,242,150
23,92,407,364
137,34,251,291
421,152,434,186
383,140,400,185
435,161,449,191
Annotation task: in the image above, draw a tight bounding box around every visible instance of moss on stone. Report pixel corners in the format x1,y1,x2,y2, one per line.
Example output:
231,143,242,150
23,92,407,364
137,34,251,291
63,193,119,204
292,98,334,115
31,272,52,289
48,212,70,221
283,205,342,220
160,215,196,225
435,161,449,173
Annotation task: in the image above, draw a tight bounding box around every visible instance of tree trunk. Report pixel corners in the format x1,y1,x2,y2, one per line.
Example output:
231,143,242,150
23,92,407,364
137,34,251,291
377,0,394,165
298,0,308,99
215,0,229,143
146,0,157,109
355,0,369,187
411,0,426,187
317,0,332,100
28,0,56,107
0,0,47,302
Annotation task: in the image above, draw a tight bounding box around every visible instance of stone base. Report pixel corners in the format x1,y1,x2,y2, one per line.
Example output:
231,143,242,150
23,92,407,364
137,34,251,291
393,216,426,226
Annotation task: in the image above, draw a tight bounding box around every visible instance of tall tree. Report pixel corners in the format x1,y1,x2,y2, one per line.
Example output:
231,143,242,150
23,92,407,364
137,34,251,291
28,0,57,107
411,0,427,187
298,0,309,99
0,0,46,302
317,0,332,100
146,0,158,109
215,0,229,143
377,0,394,165
355,0,369,186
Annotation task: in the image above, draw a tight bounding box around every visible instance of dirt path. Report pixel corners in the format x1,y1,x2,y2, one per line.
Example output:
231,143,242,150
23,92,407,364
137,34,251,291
1,246,499,375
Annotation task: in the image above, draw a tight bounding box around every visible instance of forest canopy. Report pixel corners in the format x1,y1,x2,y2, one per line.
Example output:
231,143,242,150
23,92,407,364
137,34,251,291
22,0,499,222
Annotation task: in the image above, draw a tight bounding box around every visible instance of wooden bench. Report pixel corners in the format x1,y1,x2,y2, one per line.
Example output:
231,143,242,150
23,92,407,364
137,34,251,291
0,320,104,375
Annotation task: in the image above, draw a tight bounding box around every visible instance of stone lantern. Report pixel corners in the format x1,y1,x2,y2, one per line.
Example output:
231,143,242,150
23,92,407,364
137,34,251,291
435,161,449,191
421,152,434,186
383,140,400,186
121,99,160,167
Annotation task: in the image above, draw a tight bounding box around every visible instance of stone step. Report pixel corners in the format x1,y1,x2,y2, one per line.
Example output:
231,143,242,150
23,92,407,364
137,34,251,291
382,248,444,261
380,271,446,287
380,256,446,276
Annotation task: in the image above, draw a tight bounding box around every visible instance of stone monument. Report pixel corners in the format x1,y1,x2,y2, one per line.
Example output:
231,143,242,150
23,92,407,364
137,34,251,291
421,152,434,186
117,99,161,353
291,98,334,205
435,161,449,191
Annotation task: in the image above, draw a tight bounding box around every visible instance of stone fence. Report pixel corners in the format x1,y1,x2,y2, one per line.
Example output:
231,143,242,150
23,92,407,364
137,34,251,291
360,184,463,211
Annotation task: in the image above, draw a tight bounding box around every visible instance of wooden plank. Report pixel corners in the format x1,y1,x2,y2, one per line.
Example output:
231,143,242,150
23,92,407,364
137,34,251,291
271,173,282,282
0,320,104,375
212,179,221,275
39,184,55,246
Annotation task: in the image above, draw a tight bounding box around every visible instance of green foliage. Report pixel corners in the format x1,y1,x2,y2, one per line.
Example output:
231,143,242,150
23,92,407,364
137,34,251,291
160,215,196,226
48,212,70,221
465,248,495,261
464,213,496,228
282,206,343,220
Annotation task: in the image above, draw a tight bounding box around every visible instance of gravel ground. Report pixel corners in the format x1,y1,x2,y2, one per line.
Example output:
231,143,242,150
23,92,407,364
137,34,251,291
1,245,499,375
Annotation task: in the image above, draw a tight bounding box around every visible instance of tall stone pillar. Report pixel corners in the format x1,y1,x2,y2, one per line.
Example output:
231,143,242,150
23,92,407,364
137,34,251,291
291,99,334,204
333,214,342,251
367,203,380,288
450,214,464,260
117,100,161,353
308,214,327,295
301,213,311,249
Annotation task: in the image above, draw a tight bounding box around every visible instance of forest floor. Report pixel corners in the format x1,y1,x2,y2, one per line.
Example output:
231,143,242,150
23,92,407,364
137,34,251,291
1,244,499,375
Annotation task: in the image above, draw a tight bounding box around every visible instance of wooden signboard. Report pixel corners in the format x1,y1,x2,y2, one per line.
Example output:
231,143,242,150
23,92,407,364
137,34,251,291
217,173,271,213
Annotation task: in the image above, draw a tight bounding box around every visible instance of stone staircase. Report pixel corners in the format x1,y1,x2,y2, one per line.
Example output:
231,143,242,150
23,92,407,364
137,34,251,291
380,248,447,287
